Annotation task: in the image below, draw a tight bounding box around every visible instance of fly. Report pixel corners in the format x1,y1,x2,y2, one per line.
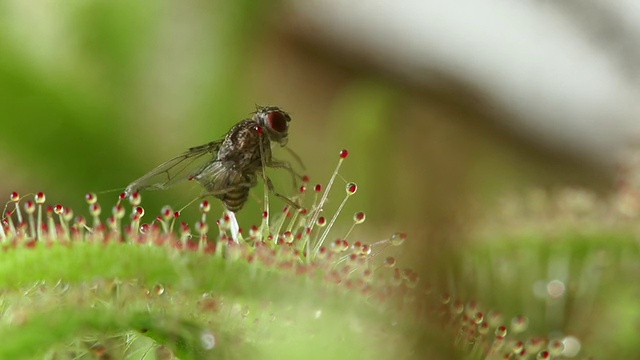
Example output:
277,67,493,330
125,106,302,213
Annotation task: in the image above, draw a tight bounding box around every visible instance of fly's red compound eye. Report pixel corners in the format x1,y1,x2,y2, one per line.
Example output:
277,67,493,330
267,111,289,133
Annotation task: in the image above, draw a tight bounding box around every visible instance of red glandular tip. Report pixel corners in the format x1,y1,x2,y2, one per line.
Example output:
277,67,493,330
346,182,357,195
390,232,406,246
10,192,19,202
85,193,97,205
161,206,173,220
314,184,322,193
302,175,310,183
35,192,46,204
339,149,349,159
89,204,101,216
384,256,396,268
113,204,125,219
24,201,36,214
196,221,208,234
129,192,141,206
200,200,210,213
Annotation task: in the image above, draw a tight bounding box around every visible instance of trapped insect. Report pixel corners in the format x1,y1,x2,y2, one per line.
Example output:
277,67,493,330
125,106,303,212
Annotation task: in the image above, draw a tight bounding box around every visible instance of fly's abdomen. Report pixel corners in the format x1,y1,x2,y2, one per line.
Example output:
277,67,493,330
219,186,250,212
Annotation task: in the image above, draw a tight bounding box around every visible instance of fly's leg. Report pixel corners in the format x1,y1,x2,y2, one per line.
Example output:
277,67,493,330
264,176,301,210
266,159,304,189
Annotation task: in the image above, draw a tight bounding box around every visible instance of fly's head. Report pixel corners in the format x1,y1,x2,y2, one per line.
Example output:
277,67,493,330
254,106,291,147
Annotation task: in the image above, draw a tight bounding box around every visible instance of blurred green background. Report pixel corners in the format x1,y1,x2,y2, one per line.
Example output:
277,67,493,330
3,1,638,358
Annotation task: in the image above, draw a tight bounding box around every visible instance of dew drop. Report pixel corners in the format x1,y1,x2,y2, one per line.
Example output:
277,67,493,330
345,182,357,195
129,192,141,206
511,315,529,333
383,256,396,268
472,311,484,325
478,322,490,335
35,192,46,204
135,206,145,216
406,272,419,288
451,300,464,315
88,203,100,217
10,192,19,202
536,351,550,359
511,340,524,354
317,246,327,258
75,216,86,226
487,310,503,327
161,206,174,220
85,193,97,205
495,325,507,339
53,204,64,215
200,331,216,350
154,284,165,295
548,339,564,356
200,201,211,213
317,216,326,227
390,232,407,246
24,201,36,214
353,211,366,224
113,204,125,219
440,293,451,304
330,239,348,252
196,221,208,234
63,208,73,222
526,337,544,353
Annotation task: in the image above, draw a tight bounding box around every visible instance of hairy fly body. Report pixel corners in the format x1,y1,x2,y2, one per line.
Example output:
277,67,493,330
125,106,301,212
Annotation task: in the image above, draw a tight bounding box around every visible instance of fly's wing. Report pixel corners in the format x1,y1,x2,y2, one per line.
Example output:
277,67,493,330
125,140,223,195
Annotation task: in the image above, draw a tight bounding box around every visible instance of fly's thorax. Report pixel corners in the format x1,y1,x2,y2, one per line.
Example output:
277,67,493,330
217,120,263,167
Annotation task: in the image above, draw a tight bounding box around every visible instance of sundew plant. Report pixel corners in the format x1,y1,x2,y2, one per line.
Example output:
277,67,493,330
0,150,426,359
3,146,638,359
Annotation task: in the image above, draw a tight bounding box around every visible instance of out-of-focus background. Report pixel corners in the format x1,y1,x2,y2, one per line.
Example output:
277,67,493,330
1,0,639,279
